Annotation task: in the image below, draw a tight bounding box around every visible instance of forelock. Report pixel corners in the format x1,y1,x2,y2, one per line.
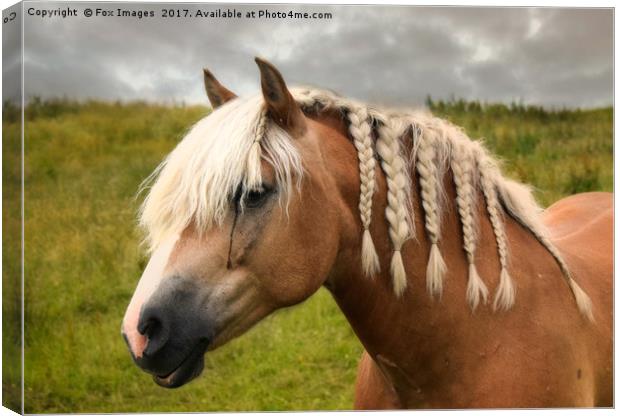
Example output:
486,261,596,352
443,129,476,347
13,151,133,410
138,94,303,251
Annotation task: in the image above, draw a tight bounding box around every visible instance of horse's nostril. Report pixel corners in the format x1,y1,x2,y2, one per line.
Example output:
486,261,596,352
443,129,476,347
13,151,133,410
138,306,170,358
138,315,159,337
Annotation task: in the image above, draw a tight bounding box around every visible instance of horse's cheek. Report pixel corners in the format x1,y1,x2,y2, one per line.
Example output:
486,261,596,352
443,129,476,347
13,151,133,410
260,200,338,305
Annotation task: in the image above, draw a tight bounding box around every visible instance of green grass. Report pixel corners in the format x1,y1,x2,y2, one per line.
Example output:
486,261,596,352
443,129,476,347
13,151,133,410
3,98,612,412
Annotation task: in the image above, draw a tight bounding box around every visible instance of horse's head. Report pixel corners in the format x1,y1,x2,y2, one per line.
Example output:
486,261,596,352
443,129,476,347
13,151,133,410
121,59,359,388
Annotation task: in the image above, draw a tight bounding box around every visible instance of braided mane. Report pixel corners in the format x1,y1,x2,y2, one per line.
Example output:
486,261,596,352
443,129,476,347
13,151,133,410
291,87,592,319
139,87,593,320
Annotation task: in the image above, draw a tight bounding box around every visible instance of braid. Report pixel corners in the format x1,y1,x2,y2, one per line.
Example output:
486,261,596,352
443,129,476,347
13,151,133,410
477,155,515,311
416,133,447,297
347,104,380,277
452,142,489,310
376,119,411,296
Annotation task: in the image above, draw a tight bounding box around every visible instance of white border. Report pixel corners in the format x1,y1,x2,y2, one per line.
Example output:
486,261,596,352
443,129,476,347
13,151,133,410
0,1,615,416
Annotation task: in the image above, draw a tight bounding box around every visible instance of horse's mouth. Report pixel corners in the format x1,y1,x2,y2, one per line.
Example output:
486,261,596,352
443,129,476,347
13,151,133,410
153,339,210,388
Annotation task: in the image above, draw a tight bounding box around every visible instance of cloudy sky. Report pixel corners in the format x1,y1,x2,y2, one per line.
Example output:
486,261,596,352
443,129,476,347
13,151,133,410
7,3,614,108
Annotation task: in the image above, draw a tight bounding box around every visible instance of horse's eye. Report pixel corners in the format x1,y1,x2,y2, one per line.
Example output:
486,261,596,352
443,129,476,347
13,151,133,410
244,186,270,208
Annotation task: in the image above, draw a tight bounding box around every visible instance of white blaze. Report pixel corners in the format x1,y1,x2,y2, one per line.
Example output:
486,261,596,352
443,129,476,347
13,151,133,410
122,234,179,358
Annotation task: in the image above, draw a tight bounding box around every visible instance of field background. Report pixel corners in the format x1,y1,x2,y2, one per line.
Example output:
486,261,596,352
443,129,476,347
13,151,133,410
2,98,612,413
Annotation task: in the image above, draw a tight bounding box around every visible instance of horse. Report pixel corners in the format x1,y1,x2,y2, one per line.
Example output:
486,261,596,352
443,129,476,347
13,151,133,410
121,57,613,408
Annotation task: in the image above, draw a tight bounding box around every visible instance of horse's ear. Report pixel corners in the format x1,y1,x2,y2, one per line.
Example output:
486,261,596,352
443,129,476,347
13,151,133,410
203,69,237,109
254,57,306,135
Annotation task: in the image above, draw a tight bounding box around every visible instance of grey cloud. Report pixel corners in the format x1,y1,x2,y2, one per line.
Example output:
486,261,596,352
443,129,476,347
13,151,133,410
19,3,612,108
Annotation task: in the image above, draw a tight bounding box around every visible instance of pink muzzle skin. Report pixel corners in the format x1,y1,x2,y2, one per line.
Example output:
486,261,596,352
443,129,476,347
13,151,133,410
122,235,179,360
122,299,148,359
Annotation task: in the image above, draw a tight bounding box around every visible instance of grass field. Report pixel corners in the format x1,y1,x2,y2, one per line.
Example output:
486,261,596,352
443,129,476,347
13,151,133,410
2,98,612,413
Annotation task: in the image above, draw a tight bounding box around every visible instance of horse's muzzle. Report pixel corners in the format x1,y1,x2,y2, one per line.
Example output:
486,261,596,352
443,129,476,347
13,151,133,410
121,275,213,388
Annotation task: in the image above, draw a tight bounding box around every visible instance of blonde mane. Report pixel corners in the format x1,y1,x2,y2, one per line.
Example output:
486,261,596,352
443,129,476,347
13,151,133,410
139,87,593,320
